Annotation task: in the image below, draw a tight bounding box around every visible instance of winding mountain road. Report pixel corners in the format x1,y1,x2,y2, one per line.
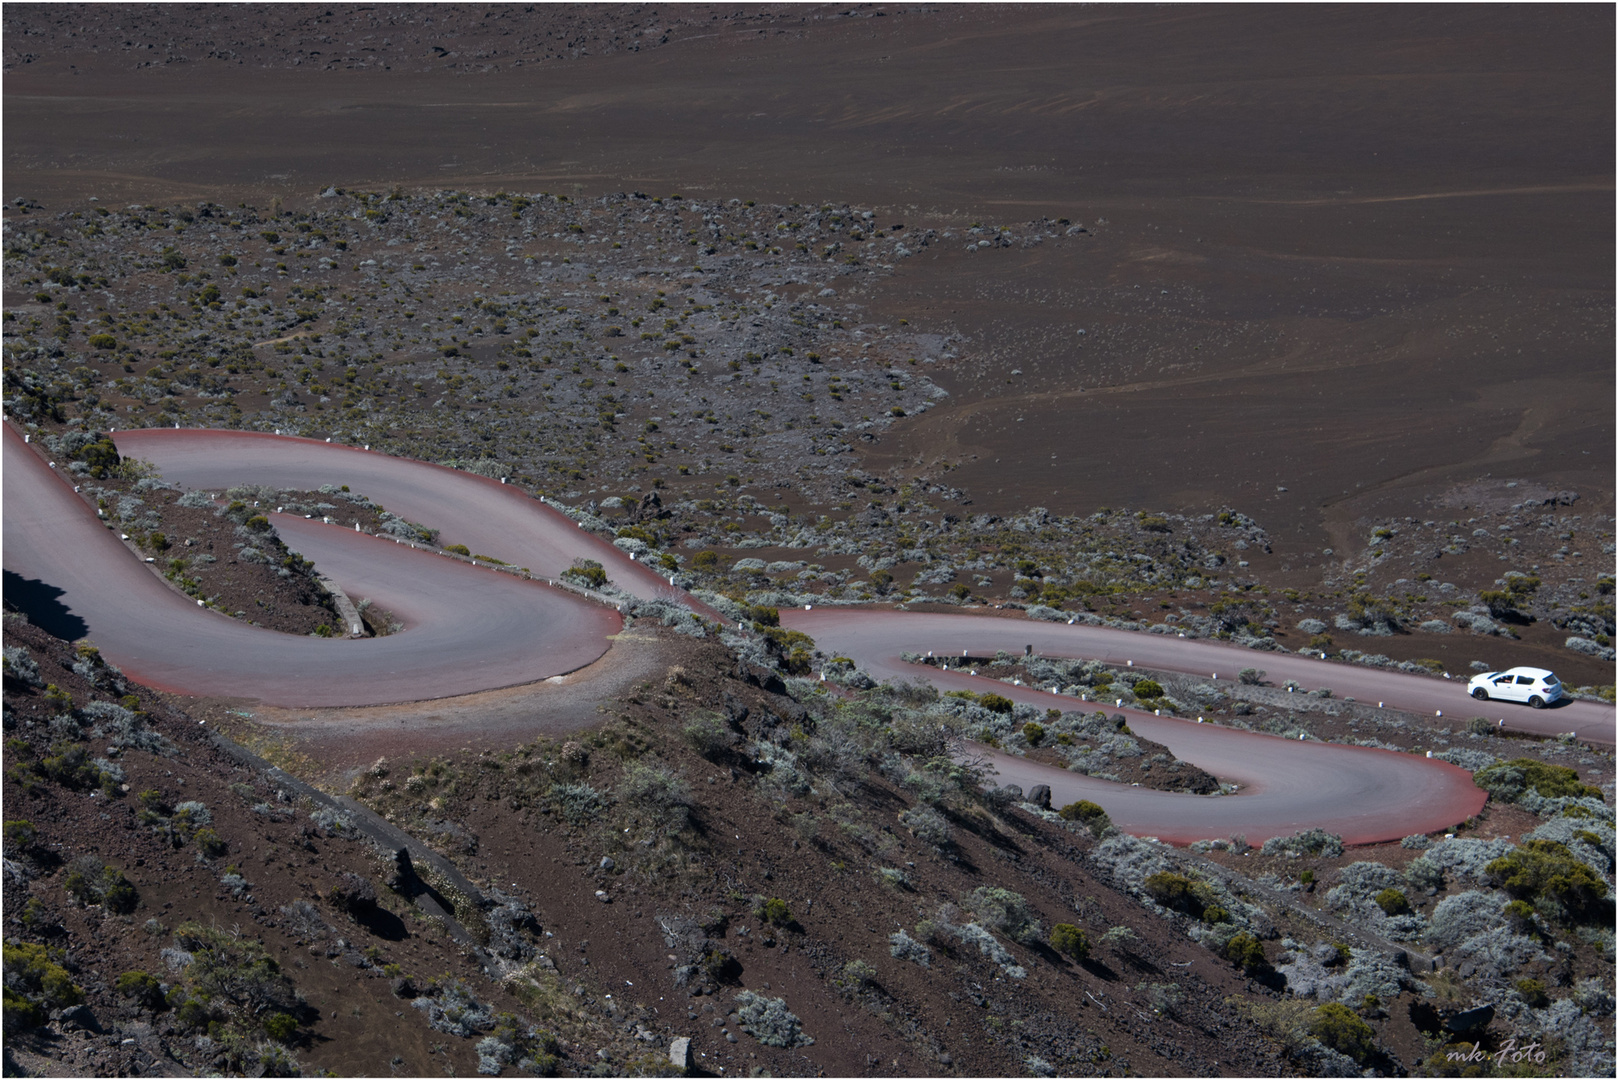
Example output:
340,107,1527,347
6,425,1610,843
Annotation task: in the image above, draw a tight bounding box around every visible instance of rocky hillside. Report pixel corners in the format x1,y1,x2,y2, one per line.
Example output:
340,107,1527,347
8,596,1614,1077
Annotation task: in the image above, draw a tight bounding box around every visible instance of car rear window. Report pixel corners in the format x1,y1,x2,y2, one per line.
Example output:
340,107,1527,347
1544,675,1561,686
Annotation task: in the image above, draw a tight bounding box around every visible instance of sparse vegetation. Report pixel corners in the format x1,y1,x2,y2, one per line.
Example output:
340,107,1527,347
1475,758,1603,803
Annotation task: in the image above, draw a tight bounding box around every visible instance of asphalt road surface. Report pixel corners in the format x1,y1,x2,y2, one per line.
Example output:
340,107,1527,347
7,425,1610,843
783,610,1616,745
4,425,621,705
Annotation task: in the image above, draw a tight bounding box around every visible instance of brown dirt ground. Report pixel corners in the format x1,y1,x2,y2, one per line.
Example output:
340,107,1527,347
7,611,1305,1079
75,471,345,637
2,616,513,1078
4,3,1609,551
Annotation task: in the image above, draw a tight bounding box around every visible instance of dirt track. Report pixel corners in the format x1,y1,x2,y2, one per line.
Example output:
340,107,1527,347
13,423,1605,843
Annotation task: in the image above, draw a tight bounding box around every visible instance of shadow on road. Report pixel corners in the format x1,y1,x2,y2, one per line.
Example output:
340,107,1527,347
3,571,88,641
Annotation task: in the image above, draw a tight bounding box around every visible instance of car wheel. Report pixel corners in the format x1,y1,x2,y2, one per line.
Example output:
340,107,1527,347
1472,688,1489,701
1529,696,1546,709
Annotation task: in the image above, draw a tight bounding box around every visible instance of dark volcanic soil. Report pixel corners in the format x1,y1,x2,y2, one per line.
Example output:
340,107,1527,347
61,463,346,638
4,2,1611,549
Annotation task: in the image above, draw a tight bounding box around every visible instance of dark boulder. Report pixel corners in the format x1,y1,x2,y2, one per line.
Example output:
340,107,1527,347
1446,1004,1494,1035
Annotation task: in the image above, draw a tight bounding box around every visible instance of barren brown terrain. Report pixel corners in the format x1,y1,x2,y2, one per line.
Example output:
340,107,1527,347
6,4,1612,543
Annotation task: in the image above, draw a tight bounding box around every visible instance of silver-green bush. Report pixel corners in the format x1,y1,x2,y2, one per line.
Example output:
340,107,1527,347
733,991,813,1048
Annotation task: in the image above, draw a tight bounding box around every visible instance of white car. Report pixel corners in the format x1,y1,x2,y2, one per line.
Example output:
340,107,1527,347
1467,666,1564,709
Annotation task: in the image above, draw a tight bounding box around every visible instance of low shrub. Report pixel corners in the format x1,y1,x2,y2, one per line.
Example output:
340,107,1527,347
1475,759,1602,803
1486,839,1609,921
475,1014,558,1076
1049,923,1090,960
561,559,608,589
618,761,691,833
279,899,329,940
37,740,116,791
889,930,931,968
2,646,42,688
1261,828,1344,859
1446,926,1547,983
1515,977,1550,1008
953,922,1027,978
1058,799,1113,838
1132,679,1164,700
546,782,605,824
1240,998,1316,1054
1422,836,1515,881
1374,888,1412,916
1137,981,1185,1017
1404,857,1444,893
1059,799,1107,823
262,1011,299,1043
412,980,494,1039
899,805,952,847
733,990,813,1048
757,897,792,926
963,886,1043,944
978,692,1014,715
1225,932,1267,972
1503,898,1537,931
1144,871,1218,918
682,712,733,759
115,970,166,1010
1426,891,1503,949
1309,1002,1375,1063
838,959,877,991
62,855,139,913
3,942,84,1029
3,819,40,854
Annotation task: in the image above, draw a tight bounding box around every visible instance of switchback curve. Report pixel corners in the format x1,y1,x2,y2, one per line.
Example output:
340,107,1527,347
8,425,1607,843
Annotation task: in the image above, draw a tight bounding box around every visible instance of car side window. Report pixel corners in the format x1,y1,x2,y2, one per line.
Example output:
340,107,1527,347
1516,675,1534,685
1493,675,1512,684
